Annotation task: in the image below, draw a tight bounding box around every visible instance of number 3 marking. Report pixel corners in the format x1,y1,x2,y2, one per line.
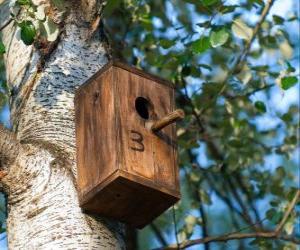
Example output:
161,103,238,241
130,130,145,152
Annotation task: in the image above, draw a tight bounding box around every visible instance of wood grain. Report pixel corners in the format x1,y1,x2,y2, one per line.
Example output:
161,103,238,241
151,109,185,132
75,62,180,228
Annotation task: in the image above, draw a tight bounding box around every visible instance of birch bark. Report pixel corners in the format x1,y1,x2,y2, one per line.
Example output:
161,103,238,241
0,0,125,249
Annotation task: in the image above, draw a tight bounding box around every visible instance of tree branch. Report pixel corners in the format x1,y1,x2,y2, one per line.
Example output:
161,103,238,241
0,124,21,169
150,223,168,247
155,231,299,250
236,0,276,69
234,174,262,226
199,0,276,115
226,84,275,100
156,189,300,250
186,152,210,250
275,189,300,234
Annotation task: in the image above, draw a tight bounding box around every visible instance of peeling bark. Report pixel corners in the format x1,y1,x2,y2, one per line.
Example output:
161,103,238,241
0,0,125,249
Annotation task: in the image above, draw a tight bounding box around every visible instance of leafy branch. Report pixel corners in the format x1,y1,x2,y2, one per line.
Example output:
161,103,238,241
155,189,300,249
198,0,276,115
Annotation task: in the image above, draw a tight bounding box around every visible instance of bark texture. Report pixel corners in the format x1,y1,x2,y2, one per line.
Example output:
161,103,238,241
0,0,125,249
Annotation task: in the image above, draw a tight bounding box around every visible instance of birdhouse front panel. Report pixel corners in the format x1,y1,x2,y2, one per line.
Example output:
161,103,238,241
113,66,178,190
75,61,181,228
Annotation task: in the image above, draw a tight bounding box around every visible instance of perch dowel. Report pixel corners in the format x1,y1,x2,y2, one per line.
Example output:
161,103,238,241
151,109,185,132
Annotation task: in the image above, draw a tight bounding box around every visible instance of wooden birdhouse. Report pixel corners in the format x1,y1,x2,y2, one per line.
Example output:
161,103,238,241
75,61,183,228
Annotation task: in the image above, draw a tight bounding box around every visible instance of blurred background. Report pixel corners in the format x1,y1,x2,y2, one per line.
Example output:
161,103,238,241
0,0,299,249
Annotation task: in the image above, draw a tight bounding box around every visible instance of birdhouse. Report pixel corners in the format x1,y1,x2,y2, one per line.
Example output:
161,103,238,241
75,61,183,228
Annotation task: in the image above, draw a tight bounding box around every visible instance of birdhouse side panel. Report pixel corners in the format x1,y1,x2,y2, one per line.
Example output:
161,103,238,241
75,68,118,198
148,83,178,190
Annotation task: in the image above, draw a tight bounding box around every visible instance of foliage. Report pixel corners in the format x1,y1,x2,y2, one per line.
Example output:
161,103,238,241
102,0,299,249
9,0,60,46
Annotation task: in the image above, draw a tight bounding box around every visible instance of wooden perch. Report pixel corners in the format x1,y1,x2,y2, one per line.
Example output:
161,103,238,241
151,109,185,132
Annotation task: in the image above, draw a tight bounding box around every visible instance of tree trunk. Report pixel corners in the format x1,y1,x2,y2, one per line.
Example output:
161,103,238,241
0,0,125,249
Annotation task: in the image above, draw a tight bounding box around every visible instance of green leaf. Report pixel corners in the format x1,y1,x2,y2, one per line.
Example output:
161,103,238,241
266,208,283,224
182,65,191,76
232,19,252,40
201,0,219,6
254,101,266,113
0,41,5,54
249,0,265,6
16,0,32,5
184,215,197,226
281,76,298,90
198,190,212,205
284,135,297,145
19,21,36,45
285,62,295,73
209,28,229,48
190,36,210,54
284,221,294,235
279,40,293,59
273,15,284,25
159,39,175,49
219,5,238,14
281,113,292,122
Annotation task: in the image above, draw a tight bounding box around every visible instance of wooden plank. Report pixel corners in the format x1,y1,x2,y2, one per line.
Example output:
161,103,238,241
81,172,179,228
75,67,118,196
115,67,155,180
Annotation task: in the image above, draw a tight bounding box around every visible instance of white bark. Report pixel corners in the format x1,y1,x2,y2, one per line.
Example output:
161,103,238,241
0,0,125,249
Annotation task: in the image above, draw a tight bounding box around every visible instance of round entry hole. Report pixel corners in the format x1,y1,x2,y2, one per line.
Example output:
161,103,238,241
135,97,150,119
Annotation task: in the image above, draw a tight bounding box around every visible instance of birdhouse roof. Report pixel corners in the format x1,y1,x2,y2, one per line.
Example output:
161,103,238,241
76,60,175,94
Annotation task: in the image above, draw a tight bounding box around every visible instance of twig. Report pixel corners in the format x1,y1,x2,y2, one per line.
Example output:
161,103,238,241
156,231,300,250
275,189,300,234
198,196,209,250
225,174,257,228
186,151,210,250
236,0,276,69
191,159,256,226
156,189,300,250
226,84,275,100
150,223,168,247
172,206,179,249
234,174,262,226
199,0,276,115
